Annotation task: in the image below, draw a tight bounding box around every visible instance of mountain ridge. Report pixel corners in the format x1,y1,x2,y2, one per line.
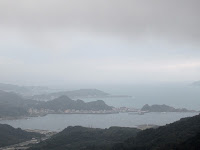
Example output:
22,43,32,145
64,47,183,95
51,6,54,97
0,90,113,118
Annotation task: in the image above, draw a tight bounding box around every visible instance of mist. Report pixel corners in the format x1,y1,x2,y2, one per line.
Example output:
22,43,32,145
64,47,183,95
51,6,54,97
0,0,200,86
0,1,200,149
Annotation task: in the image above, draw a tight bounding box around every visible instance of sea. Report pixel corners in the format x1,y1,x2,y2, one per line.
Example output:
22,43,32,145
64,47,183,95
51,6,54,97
0,112,198,131
0,82,199,131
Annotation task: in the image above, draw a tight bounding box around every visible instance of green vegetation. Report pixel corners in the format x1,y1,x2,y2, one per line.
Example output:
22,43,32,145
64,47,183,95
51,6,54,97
29,126,140,150
0,124,43,148
0,90,36,118
175,132,200,150
113,114,200,150
0,90,112,118
39,96,113,111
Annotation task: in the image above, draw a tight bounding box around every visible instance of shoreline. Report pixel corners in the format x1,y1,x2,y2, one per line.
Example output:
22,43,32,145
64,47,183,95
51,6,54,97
0,111,198,121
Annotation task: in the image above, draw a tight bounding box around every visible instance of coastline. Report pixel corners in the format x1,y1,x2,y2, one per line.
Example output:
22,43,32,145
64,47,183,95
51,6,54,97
1,111,198,122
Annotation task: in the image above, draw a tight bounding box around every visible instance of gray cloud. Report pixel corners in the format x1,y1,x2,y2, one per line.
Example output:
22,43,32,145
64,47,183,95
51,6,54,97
0,0,200,85
0,0,200,44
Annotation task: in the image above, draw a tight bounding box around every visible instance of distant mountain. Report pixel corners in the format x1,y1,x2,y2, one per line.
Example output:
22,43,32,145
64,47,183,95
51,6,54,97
0,83,53,96
192,81,200,86
113,114,200,150
0,91,113,118
0,90,38,118
37,95,113,111
141,104,195,112
29,126,140,150
31,89,110,101
0,124,43,148
0,84,131,101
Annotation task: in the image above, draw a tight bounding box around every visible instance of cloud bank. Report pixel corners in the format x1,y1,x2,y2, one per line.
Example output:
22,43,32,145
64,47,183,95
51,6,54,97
0,0,200,85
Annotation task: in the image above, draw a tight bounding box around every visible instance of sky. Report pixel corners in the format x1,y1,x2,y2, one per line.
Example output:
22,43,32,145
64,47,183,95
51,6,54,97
0,0,200,86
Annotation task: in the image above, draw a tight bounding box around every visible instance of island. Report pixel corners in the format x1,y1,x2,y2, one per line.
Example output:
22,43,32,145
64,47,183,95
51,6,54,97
30,89,132,101
141,104,196,112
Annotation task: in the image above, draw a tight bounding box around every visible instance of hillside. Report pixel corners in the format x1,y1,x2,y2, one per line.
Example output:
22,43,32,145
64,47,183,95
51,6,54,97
0,90,38,118
37,95,113,111
113,114,200,150
29,126,140,150
175,132,200,150
0,124,43,148
0,91,113,118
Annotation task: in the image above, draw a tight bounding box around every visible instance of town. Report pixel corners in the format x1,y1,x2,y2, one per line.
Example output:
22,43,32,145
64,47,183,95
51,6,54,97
28,107,144,116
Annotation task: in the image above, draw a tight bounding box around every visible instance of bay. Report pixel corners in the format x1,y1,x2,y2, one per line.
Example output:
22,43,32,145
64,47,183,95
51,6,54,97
0,112,198,131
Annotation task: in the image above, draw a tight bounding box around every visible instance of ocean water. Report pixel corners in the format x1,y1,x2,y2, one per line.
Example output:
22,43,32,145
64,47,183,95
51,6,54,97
0,112,198,131
80,83,200,110
1,82,199,132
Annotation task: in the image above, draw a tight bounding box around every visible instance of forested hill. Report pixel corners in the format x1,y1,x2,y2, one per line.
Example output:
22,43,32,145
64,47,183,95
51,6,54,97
113,114,200,150
29,126,140,150
174,132,200,150
38,95,113,111
0,90,37,118
0,90,113,118
0,124,43,148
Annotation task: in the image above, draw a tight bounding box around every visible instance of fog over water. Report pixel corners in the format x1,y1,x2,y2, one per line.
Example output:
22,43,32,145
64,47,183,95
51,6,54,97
61,82,200,110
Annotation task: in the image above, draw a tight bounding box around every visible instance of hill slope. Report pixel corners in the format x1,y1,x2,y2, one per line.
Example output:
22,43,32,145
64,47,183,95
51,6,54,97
113,114,200,150
0,124,43,148
0,90,38,118
29,126,140,150
37,95,113,111
0,91,113,118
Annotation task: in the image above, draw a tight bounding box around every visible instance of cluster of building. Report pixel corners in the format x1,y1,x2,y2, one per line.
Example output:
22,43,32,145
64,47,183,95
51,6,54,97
28,108,54,116
113,107,140,113
28,107,142,116
63,109,119,114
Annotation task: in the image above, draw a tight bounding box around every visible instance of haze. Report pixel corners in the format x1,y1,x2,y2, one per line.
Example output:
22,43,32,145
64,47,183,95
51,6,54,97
0,0,200,86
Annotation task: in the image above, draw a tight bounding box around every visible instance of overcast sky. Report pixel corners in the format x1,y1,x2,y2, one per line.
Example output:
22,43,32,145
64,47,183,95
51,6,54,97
0,0,200,86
